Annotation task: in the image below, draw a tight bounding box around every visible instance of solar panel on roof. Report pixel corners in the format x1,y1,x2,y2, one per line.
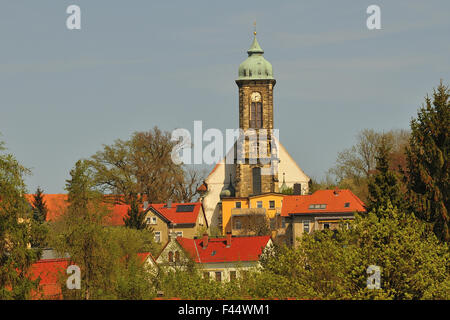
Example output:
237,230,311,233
176,204,195,212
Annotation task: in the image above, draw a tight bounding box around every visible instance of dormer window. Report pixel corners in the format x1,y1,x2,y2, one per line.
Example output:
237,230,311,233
308,204,327,209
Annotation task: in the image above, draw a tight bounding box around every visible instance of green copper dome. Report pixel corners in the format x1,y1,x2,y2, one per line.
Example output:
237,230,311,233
238,33,273,80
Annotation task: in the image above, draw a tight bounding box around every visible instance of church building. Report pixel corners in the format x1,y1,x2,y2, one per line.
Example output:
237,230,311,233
198,32,310,230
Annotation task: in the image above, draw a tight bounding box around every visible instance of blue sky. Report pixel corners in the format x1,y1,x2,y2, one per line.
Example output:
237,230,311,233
0,0,449,193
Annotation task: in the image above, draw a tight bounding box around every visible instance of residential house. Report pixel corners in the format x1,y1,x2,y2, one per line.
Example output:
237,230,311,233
143,202,208,244
221,192,284,237
280,189,366,247
156,232,272,282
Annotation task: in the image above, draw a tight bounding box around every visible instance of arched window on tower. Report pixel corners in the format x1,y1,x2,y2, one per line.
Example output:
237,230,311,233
250,92,263,128
252,167,262,195
168,251,173,263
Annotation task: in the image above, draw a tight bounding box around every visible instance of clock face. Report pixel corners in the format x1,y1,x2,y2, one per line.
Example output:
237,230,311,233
251,92,261,102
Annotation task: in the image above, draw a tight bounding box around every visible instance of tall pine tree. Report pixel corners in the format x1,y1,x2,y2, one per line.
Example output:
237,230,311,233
32,187,47,224
366,135,404,215
406,81,449,242
123,195,146,230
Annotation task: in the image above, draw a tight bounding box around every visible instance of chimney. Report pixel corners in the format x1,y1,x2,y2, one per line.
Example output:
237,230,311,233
334,188,340,196
167,200,172,208
226,232,232,248
143,201,149,210
202,233,209,249
293,183,302,195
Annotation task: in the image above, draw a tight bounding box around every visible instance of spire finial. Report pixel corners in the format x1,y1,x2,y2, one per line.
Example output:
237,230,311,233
253,20,257,36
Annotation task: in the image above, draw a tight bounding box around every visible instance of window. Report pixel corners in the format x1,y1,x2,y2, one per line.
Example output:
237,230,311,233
230,271,237,281
257,201,263,208
168,251,173,263
203,272,210,279
250,92,263,128
154,231,161,243
147,217,157,225
269,200,275,209
175,251,180,262
323,223,330,229
308,204,327,210
303,221,310,233
176,231,183,238
344,202,350,208
235,202,241,208
235,219,242,230
252,167,261,195
176,205,195,212
215,271,222,282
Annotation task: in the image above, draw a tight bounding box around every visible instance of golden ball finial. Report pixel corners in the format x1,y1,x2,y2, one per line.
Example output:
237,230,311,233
254,31,257,36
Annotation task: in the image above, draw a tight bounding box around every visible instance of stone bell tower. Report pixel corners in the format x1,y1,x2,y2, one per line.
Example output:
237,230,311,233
234,31,279,197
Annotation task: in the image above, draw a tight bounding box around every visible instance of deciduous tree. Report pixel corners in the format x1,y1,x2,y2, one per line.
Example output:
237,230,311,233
0,140,41,299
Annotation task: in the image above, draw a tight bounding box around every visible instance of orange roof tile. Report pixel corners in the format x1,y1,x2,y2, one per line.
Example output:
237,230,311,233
177,235,271,263
25,194,68,221
281,189,366,217
29,258,70,300
149,202,202,225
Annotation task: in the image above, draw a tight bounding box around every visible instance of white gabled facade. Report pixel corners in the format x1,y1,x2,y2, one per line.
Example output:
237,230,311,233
201,140,310,229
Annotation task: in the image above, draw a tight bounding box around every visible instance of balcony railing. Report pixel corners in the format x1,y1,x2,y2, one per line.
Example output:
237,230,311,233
231,207,267,216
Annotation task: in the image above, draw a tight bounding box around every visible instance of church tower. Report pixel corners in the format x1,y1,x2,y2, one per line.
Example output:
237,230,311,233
234,31,279,197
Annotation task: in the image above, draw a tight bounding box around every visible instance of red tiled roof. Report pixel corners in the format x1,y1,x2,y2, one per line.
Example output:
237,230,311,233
104,203,130,226
149,202,202,225
281,189,366,217
29,258,70,300
137,252,157,265
25,194,131,226
197,182,207,192
25,194,68,221
177,235,271,263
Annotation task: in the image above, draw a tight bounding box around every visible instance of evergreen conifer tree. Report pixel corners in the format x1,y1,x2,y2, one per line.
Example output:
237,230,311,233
406,81,449,241
366,135,404,215
32,187,47,224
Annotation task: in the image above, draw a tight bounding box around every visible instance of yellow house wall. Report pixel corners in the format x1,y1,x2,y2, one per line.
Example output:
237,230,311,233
248,194,284,219
222,194,284,234
222,199,249,234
